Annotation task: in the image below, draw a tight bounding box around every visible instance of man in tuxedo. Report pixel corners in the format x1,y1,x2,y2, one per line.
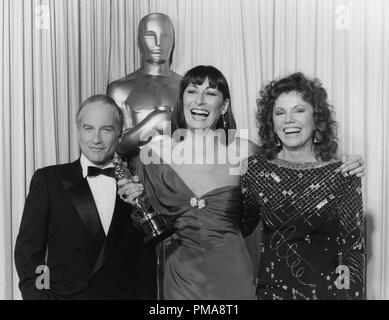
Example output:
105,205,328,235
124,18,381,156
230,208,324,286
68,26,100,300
14,95,156,299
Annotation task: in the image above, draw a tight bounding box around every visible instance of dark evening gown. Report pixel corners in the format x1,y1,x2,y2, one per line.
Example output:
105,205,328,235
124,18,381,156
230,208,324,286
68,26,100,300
134,157,256,300
240,154,365,300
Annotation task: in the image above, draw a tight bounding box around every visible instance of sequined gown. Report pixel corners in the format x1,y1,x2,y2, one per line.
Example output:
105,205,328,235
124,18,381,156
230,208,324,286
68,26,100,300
240,154,365,300
134,157,256,300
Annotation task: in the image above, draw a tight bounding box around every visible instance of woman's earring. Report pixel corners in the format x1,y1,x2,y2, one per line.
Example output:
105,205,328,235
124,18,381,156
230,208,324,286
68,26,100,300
222,114,227,130
313,131,321,144
275,136,281,147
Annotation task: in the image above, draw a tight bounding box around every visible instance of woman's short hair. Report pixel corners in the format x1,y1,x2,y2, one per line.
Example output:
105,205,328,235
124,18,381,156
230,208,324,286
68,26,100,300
171,65,236,134
256,72,338,161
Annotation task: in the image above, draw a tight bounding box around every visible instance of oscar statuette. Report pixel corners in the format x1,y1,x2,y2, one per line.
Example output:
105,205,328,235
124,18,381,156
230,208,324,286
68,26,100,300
112,154,175,244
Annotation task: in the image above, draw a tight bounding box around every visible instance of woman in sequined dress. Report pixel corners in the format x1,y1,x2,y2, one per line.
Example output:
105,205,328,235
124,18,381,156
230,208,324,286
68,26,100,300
240,72,365,300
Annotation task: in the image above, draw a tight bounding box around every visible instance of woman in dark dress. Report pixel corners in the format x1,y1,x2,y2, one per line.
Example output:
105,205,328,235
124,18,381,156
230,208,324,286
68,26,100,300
122,65,258,299
240,72,365,300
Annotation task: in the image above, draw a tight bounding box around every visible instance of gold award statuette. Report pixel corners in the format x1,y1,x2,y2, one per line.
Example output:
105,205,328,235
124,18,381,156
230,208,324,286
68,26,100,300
112,154,175,243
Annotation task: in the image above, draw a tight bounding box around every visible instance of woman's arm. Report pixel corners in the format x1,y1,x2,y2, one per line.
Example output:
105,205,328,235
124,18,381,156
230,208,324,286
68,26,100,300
117,176,144,204
336,175,366,300
239,158,262,237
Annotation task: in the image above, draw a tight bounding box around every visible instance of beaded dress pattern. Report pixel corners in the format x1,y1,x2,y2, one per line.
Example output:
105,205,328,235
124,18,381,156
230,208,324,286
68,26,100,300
240,154,365,300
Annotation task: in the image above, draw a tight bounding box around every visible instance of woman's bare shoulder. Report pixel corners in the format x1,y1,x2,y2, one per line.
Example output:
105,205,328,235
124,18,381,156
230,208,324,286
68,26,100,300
230,137,260,158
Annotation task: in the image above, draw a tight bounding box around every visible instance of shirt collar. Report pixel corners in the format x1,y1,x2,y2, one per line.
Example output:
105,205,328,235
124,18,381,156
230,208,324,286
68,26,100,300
80,154,115,178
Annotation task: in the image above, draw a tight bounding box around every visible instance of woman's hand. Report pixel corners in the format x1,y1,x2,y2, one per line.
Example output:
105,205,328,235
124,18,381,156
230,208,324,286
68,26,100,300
338,154,365,178
117,175,144,205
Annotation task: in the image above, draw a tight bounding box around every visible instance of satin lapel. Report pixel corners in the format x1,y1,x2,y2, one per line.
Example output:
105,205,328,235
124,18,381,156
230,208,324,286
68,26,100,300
90,195,131,278
61,161,106,247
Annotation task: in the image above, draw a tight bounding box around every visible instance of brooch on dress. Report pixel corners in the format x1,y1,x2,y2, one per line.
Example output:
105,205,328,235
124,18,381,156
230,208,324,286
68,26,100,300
190,197,206,209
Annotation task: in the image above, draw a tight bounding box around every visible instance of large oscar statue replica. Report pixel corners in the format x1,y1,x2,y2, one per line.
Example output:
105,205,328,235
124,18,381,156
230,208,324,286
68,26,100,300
107,12,182,158
108,13,180,240
107,13,181,299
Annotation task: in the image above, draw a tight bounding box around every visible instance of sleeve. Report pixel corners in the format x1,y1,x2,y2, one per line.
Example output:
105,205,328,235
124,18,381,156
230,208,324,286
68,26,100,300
239,158,261,237
133,240,158,300
336,175,366,300
14,169,55,300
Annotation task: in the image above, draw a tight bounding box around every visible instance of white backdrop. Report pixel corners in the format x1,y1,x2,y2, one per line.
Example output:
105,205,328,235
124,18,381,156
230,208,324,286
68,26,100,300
1,0,388,299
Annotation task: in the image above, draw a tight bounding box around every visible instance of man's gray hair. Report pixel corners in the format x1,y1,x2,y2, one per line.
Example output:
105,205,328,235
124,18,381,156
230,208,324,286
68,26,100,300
76,94,124,132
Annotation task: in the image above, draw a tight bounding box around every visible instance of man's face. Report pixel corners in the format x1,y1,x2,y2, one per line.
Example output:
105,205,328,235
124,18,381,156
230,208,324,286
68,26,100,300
78,102,120,167
139,15,174,64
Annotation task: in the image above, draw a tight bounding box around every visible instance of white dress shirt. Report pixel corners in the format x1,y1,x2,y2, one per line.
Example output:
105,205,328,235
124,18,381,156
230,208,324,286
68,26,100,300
80,154,116,236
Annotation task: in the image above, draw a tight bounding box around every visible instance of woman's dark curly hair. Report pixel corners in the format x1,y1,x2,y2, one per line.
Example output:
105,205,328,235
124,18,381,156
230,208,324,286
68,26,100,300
256,72,338,161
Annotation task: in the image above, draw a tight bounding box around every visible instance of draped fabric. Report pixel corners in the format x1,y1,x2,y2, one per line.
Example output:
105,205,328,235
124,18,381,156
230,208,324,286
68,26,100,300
135,159,256,299
1,0,388,299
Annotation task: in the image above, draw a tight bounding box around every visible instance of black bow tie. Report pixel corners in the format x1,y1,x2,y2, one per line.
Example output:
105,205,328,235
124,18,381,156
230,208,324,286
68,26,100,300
87,166,116,178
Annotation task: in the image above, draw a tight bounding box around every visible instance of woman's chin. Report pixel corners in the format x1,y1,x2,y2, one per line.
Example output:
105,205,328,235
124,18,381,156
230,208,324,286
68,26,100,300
186,123,212,131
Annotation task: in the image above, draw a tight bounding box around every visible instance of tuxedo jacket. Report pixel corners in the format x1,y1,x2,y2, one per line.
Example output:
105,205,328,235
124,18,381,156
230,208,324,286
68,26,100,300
14,159,156,300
